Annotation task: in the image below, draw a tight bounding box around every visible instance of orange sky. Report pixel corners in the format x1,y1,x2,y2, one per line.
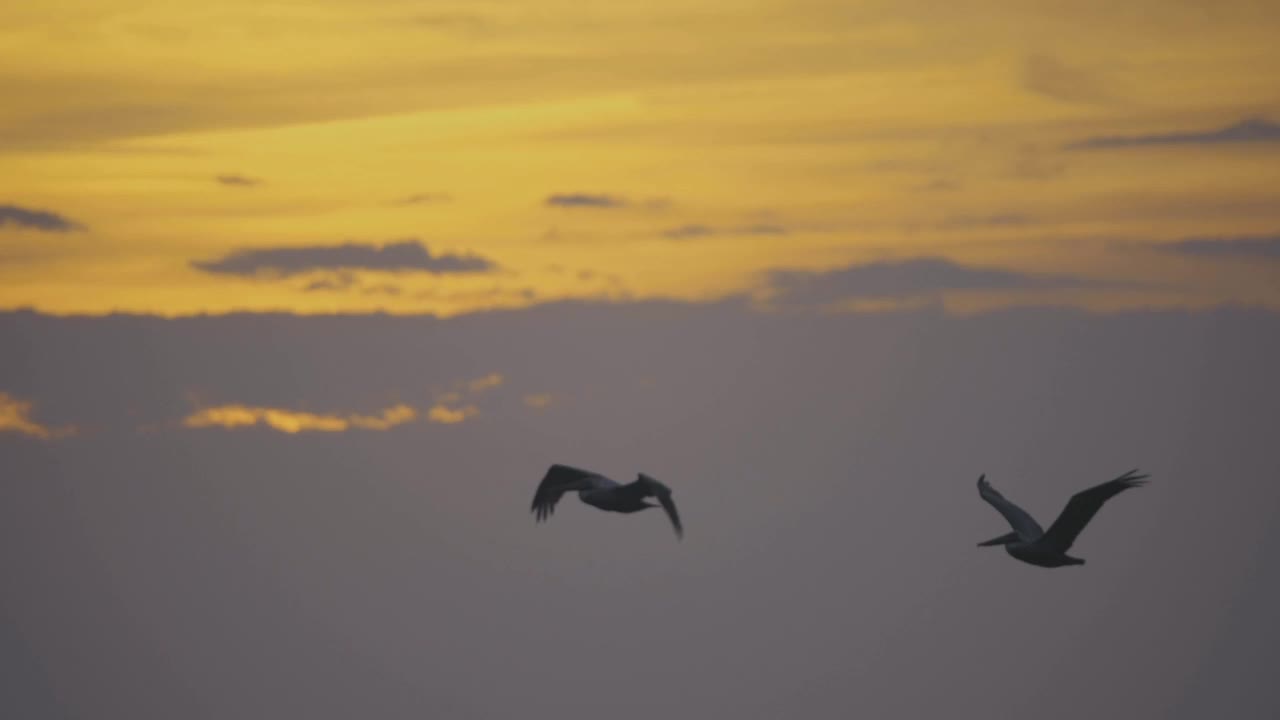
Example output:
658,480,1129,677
2,0,1279,315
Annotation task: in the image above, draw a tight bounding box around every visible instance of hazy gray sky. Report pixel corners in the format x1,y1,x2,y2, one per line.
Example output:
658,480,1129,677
3,301,1279,719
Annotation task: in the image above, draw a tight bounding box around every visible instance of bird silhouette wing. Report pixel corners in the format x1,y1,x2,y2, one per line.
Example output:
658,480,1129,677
977,474,1044,541
531,464,608,523
634,474,683,539
1040,469,1148,553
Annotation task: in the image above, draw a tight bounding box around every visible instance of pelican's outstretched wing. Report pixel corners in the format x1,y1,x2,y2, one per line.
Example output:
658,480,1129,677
631,473,683,539
1040,469,1148,553
977,474,1044,542
531,464,608,523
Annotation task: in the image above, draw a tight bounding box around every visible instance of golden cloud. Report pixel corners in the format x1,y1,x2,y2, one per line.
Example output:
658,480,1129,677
0,392,75,440
183,402,418,434
523,393,554,409
426,404,479,424
467,373,505,392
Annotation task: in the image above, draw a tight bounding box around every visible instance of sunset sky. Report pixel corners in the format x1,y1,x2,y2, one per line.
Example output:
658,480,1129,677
3,0,1279,315
4,4,1280,719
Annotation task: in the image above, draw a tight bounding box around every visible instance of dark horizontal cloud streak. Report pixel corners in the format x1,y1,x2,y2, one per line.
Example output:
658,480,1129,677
393,193,452,205
191,239,496,277
662,223,787,240
0,203,85,232
544,193,626,208
215,174,262,187
1069,117,1280,149
767,257,1103,306
1162,235,1280,259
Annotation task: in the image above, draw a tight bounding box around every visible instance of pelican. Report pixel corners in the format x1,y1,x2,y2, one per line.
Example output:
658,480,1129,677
977,469,1149,567
531,464,683,539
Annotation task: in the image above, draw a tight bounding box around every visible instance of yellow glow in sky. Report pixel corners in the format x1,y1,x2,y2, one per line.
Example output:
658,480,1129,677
2,0,1279,315
183,402,421,434
0,391,76,438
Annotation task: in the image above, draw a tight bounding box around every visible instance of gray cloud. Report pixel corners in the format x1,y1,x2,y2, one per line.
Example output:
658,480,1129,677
302,271,359,292
662,224,715,240
662,223,788,240
545,193,627,208
1022,53,1112,105
0,203,85,232
393,193,452,206
2,303,1280,719
766,257,1099,305
216,174,262,187
1162,235,1280,259
192,239,496,277
1069,117,1280,149
301,272,404,297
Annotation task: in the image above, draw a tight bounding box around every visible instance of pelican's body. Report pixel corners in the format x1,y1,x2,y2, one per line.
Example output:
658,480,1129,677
531,464,683,539
1004,540,1086,568
977,469,1149,568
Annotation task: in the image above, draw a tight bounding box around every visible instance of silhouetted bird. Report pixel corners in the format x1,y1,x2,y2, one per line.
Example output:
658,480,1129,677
531,464,683,539
976,469,1149,567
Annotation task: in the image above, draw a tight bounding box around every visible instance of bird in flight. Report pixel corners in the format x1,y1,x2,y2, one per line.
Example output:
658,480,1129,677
531,464,683,539
976,468,1149,567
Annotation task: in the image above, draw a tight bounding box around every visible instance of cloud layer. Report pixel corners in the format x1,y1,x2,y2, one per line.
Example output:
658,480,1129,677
191,239,497,277
4,301,1280,720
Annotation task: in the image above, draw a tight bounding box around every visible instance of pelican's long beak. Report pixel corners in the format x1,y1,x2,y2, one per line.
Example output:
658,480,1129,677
977,531,1019,547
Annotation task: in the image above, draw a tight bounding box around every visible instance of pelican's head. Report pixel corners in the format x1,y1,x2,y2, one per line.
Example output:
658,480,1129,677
977,531,1020,547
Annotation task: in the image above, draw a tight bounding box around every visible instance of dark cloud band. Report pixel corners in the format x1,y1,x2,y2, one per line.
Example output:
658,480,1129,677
1162,235,1280,259
545,193,627,208
1069,118,1280,149
0,204,85,232
766,257,1102,305
191,239,496,277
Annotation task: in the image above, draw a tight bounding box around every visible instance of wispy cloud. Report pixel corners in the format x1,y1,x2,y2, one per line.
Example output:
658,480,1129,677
545,193,628,208
183,402,418,434
1,392,76,439
426,403,478,424
0,204,85,232
467,373,504,392
412,286,537,302
418,373,502,424
765,257,1103,307
299,272,405,296
1022,53,1112,105
523,393,553,409
1069,117,1280,149
1161,235,1280,259
302,271,359,292
661,223,788,240
393,193,452,206
215,174,262,187
192,239,496,277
